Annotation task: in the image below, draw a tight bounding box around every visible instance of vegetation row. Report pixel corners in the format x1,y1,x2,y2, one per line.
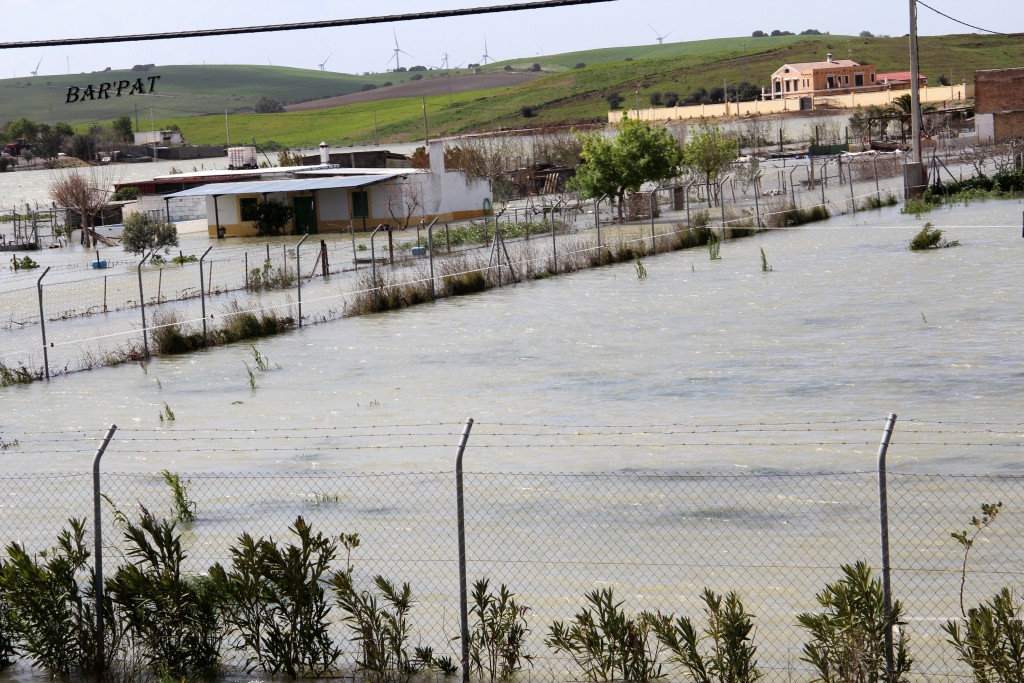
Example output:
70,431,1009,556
0,501,1016,683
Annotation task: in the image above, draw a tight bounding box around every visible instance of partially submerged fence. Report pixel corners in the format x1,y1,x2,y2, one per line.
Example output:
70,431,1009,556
0,417,1022,681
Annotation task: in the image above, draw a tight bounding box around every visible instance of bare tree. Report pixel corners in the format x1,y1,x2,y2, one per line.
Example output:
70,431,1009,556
382,179,426,230
48,167,119,248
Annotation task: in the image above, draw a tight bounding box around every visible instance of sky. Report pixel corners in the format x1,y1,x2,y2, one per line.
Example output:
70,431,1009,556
0,0,1019,79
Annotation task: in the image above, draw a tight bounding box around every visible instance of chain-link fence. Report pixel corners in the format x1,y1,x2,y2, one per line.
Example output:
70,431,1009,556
1,422,1021,681
3,151,940,384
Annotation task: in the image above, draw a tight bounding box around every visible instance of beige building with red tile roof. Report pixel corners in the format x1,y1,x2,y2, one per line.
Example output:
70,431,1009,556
769,53,878,99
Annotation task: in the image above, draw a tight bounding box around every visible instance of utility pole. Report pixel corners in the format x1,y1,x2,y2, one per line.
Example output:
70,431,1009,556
422,97,429,144
905,0,926,197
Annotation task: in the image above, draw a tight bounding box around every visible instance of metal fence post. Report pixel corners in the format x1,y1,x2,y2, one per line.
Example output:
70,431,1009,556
849,162,857,214
198,246,213,347
36,266,51,380
877,412,898,681
296,234,309,327
550,213,557,274
594,198,601,261
138,250,152,358
455,417,475,683
370,225,383,309
92,423,117,675
649,190,656,252
427,218,438,299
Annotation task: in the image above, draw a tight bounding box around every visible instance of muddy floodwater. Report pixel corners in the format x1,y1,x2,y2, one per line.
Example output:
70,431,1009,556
1,197,1022,474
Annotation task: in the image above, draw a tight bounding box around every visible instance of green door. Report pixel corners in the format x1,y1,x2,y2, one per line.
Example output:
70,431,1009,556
293,196,317,234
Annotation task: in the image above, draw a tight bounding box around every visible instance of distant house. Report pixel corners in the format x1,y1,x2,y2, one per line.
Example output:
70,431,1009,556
134,130,183,146
974,67,1024,142
769,54,878,99
875,72,928,90
156,140,491,238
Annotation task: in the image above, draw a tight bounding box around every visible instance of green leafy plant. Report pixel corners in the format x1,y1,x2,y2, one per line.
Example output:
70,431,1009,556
0,518,101,676
468,578,531,682
944,587,1024,683
159,402,175,422
908,222,960,250
247,259,295,292
160,469,196,523
707,230,721,260
12,255,39,270
545,588,665,683
211,517,341,678
0,362,39,386
759,247,772,272
901,198,934,217
951,502,1002,617
331,543,453,681
651,589,762,683
635,255,647,279
171,253,198,264
121,213,179,255
249,200,295,236
106,511,223,678
797,561,911,683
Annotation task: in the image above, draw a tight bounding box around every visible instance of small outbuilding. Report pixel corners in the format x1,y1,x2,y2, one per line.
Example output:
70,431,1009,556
974,67,1024,142
161,140,492,237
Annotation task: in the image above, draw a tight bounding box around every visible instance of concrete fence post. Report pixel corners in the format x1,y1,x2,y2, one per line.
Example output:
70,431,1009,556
36,266,51,380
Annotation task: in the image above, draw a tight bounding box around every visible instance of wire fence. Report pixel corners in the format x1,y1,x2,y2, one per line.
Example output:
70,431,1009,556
1,419,1022,681
1,151,937,382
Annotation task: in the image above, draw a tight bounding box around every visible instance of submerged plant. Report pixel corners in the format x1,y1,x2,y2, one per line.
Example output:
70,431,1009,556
759,247,772,272
159,402,175,422
908,222,960,250
707,230,721,260
160,469,196,523
635,255,648,279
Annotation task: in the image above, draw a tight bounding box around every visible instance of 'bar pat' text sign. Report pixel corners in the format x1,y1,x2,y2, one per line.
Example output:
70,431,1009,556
66,76,160,103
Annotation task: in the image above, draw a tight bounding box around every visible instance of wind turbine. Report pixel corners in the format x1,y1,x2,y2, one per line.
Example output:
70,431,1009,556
387,30,412,71
30,56,42,77
648,25,671,45
480,37,493,65
318,54,332,72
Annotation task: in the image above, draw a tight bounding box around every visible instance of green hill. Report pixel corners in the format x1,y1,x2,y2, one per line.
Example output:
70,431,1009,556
1,34,1019,149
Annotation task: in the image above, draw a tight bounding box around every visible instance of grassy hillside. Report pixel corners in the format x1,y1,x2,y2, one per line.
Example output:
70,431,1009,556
0,65,396,125
2,34,1018,148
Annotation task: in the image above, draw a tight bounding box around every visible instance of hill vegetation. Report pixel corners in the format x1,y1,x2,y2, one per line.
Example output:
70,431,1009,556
0,33,1018,150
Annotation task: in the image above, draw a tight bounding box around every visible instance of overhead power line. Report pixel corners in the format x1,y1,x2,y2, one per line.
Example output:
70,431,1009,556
0,0,615,50
915,0,1007,36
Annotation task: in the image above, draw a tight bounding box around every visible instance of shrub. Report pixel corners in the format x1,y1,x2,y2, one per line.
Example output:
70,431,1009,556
468,578,531,682
106,513,223,679
121,212,179,255
651,589,762,683
797,561,911,683
212,517,341,677
151,311,203,355
0,518,102,676
908,222,959,250
246,258,294,291
111,186,141,201
332,556,454,680
546,588,664,683
250,200,294,236
520,106,535,118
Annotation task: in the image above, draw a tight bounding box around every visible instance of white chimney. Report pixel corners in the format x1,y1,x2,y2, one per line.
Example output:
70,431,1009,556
826,53,833,63
319,141,329,165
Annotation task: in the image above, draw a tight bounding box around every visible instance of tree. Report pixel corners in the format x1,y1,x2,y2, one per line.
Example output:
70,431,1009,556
570,116,684,220
859,30,875,38
112,115,133,142
48,167,117,247
121,213,179,255
383,181,426,230
250,200,294,236
254,97,285,113
684,123,739,207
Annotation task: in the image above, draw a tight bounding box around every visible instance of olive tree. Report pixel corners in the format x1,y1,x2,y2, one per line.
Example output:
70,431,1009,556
570,116,684,220
121,212,179,255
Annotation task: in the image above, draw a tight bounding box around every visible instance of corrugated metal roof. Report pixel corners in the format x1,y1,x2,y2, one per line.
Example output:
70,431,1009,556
164,175,392,198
